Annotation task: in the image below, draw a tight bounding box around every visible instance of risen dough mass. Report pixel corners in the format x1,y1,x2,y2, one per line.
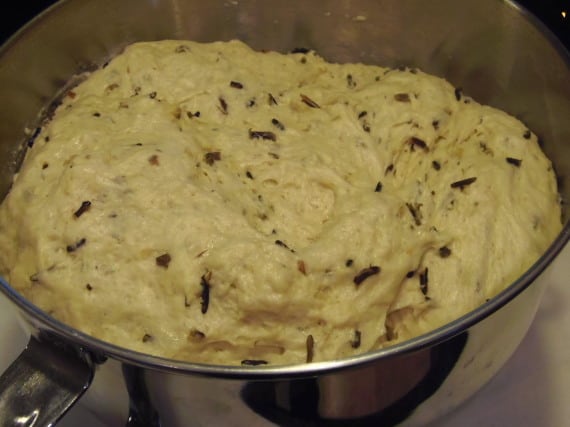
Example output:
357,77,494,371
0,40,561,365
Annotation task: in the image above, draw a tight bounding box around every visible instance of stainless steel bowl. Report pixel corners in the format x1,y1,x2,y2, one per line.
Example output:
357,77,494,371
0,1,569,426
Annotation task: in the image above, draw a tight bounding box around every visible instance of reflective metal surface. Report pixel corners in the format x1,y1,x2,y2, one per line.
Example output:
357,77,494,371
0,335,93,426
0,0,569,426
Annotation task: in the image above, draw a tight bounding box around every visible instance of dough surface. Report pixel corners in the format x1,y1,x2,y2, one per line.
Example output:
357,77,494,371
0,40,562,365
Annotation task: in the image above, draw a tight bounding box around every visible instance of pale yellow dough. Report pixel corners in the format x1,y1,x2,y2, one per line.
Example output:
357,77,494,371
0,40,562,365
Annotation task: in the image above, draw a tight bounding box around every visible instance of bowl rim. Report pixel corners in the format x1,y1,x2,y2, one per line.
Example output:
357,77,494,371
2,224,568,379
0,0,569,379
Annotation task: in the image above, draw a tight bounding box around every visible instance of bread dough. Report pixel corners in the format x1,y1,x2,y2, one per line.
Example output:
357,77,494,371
0,40,561,365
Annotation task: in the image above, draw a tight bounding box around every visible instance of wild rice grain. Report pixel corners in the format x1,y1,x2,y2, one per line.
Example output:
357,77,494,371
306,334,315,362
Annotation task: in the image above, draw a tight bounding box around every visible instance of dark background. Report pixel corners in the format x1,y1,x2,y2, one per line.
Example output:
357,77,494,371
0,0,569,48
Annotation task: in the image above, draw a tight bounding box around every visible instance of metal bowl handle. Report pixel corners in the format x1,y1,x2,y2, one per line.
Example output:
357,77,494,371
0,335,94,426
